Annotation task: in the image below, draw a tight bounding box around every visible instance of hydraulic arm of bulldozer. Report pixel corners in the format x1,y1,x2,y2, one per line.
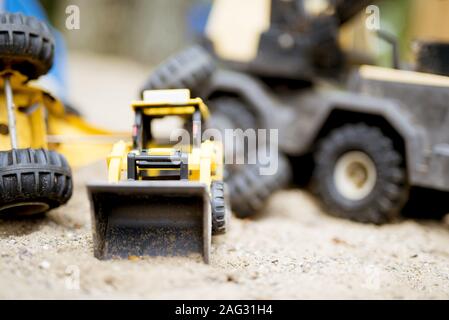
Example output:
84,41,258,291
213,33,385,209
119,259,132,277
244,0,380,79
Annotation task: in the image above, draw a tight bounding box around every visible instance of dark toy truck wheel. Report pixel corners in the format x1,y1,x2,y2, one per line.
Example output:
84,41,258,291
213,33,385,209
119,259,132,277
0,149,73,217
227,152,292,218
207,97,260,179
208,97,258,132
140,45,215,96
0,13,55,80
211,181,228,235
312,124,408,224
206,97,287,219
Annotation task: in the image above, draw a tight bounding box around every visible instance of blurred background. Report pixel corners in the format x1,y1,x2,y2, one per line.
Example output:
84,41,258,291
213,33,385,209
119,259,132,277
39,0,449,65
5,0,449,131
43,0,205,64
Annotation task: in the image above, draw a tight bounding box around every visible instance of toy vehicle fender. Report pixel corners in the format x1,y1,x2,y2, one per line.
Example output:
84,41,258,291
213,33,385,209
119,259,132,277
107,140,130,183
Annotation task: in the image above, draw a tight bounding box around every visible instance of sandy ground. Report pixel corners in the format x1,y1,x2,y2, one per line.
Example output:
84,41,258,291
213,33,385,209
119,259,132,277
1,52,449,299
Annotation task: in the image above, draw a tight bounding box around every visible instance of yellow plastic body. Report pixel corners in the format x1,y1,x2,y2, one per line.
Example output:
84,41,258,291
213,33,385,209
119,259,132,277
107,93,223,191
107,140,223,188
47,113,128,168
131,96,210,119
0,71,126,168
0,72,62,151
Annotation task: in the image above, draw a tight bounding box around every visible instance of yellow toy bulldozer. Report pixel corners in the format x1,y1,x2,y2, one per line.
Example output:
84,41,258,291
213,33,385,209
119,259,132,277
87,89,228,263
0,13,73,216
0,12,121,217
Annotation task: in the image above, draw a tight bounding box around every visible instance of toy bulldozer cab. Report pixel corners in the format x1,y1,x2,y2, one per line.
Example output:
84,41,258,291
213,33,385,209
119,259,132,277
88,90,227,263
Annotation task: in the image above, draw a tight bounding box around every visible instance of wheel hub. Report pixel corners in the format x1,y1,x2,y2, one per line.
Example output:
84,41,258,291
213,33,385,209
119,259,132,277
334,151,377,201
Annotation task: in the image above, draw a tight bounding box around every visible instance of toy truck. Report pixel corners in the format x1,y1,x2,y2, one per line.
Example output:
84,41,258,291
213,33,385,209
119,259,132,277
0,13,72,216
141,0,449,224
88,89,228,263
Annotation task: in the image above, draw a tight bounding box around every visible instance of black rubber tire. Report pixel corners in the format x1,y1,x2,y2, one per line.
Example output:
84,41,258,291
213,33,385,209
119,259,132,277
312,124,408,224
140,45,215,97
227,152,292,218
207,97,260,181
0,13,55,80
207,97,258,132
211,181,228,235
206,96,289,218
0,148,73,217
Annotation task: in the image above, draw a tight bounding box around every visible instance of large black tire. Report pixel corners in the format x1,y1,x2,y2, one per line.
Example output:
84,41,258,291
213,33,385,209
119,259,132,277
207,97,260,181
0,13,55,80
0,149,73,217
211,181,228,235
207,97,259,132
312,124,408,224
227,152,292,218
206,96,289,218
140,45,215,97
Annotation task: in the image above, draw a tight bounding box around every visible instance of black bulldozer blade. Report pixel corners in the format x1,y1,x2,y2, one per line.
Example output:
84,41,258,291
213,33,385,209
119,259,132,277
87,181,211,263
